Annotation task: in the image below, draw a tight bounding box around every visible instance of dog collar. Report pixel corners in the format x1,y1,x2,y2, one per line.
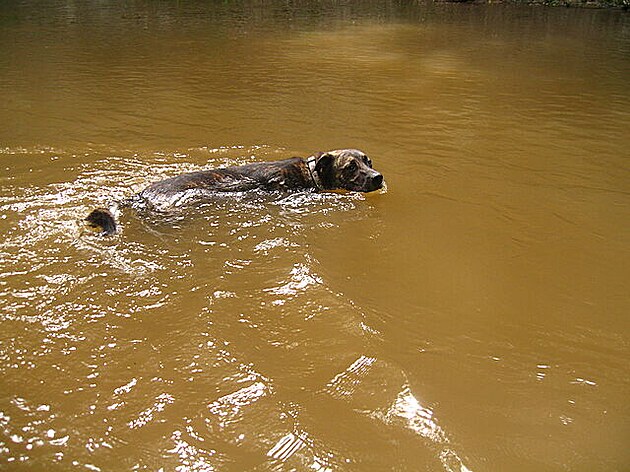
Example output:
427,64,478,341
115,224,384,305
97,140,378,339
306,156,323,190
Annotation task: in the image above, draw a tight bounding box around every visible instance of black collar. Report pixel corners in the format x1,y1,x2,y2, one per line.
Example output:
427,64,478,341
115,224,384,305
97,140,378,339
306,156,323,190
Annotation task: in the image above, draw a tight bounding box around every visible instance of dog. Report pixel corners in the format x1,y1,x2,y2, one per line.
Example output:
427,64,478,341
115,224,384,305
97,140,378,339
85,149,384,235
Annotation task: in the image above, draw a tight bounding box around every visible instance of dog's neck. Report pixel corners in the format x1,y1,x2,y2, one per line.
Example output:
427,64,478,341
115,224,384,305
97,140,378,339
305,156,324,190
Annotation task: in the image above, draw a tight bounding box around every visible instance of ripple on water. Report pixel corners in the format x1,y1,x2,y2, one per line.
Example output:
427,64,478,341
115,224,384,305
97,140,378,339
1,145,406,470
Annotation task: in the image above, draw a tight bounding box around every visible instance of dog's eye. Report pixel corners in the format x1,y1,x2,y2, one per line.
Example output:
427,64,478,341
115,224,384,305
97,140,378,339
347,161,358,172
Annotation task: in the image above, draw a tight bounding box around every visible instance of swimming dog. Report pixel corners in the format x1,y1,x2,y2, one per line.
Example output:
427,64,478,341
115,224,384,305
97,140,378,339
85,149,384,235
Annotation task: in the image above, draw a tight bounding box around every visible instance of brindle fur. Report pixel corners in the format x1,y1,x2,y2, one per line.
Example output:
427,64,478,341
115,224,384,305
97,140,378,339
85,149,383,235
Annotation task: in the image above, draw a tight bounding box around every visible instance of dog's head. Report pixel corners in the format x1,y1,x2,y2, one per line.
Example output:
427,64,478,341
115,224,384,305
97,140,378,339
313,149,384,192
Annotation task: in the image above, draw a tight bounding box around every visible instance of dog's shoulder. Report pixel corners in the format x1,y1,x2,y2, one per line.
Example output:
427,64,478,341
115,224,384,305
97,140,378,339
237,157,311,191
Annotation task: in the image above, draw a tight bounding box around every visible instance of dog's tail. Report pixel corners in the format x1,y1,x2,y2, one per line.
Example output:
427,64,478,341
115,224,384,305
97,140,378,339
85,208,117,236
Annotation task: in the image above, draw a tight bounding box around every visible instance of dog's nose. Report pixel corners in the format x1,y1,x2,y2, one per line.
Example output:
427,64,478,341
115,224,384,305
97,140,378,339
372,173,383,188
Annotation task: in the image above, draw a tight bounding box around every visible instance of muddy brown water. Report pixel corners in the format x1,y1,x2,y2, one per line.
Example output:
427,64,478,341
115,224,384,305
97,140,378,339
1,1,629,471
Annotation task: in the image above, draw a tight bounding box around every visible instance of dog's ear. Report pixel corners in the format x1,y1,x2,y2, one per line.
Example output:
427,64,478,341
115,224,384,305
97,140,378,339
314,152,336,189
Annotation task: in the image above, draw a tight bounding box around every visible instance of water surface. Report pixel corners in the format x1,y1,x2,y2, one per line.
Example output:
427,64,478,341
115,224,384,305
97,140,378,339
1,1,629,471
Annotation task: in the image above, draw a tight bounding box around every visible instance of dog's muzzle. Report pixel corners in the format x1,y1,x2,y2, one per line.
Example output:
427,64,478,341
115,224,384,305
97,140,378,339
364,170,384,192
371,172,383,189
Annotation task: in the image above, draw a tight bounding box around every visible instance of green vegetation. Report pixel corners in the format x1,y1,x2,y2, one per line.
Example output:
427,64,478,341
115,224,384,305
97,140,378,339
439,0,628,7
478,0,628,7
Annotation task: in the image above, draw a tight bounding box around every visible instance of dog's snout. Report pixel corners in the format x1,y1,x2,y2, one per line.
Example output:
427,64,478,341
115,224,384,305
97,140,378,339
372,172,383,189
